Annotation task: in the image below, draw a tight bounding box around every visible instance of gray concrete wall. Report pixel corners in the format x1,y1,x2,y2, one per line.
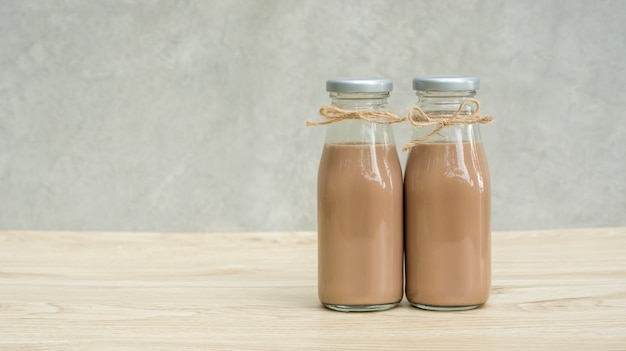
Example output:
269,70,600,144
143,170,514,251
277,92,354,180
1,0,624,231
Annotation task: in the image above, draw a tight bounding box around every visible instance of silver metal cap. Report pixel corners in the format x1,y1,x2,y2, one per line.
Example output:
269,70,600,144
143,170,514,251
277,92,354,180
326,77,393,93
412,75,480,91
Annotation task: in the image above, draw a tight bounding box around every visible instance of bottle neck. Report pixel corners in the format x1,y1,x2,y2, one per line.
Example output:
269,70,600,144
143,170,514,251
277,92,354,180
412,90,482,143
416,90,477,113
325,92,395,145
330,92,390,111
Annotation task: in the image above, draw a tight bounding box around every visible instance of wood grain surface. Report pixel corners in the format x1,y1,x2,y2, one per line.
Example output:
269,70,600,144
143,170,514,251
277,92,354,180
1,228,625,350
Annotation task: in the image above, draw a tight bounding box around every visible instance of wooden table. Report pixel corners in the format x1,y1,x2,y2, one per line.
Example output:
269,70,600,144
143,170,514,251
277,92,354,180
1,228,625,350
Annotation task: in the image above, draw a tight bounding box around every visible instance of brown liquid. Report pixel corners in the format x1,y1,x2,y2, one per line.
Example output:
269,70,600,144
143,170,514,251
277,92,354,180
404,141,491,308
317,142,403,307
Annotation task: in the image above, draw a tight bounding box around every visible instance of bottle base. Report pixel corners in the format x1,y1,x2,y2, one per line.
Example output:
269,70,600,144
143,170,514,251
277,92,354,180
411,303,481,311
323,302,397,312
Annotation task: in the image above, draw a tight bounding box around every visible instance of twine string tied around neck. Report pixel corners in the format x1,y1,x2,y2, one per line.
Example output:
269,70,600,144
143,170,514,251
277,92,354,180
402,98,494,151
305,105,406,126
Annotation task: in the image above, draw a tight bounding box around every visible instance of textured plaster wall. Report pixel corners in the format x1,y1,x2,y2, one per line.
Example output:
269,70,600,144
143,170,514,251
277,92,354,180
1,0,625,232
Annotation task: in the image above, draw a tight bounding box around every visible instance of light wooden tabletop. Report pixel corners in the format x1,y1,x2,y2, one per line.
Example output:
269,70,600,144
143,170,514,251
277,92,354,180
1,228,625,350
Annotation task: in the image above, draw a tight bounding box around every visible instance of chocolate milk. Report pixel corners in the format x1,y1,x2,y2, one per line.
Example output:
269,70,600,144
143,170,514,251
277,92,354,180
404,141,491,309
317,142,403,308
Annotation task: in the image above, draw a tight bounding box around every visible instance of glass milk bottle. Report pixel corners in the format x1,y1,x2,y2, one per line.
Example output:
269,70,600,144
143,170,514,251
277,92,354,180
313,78,403,312
404,76,492,311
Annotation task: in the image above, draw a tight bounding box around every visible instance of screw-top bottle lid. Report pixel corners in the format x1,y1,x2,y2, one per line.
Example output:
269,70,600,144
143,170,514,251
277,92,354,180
412,75,480,91
326,77,393,93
